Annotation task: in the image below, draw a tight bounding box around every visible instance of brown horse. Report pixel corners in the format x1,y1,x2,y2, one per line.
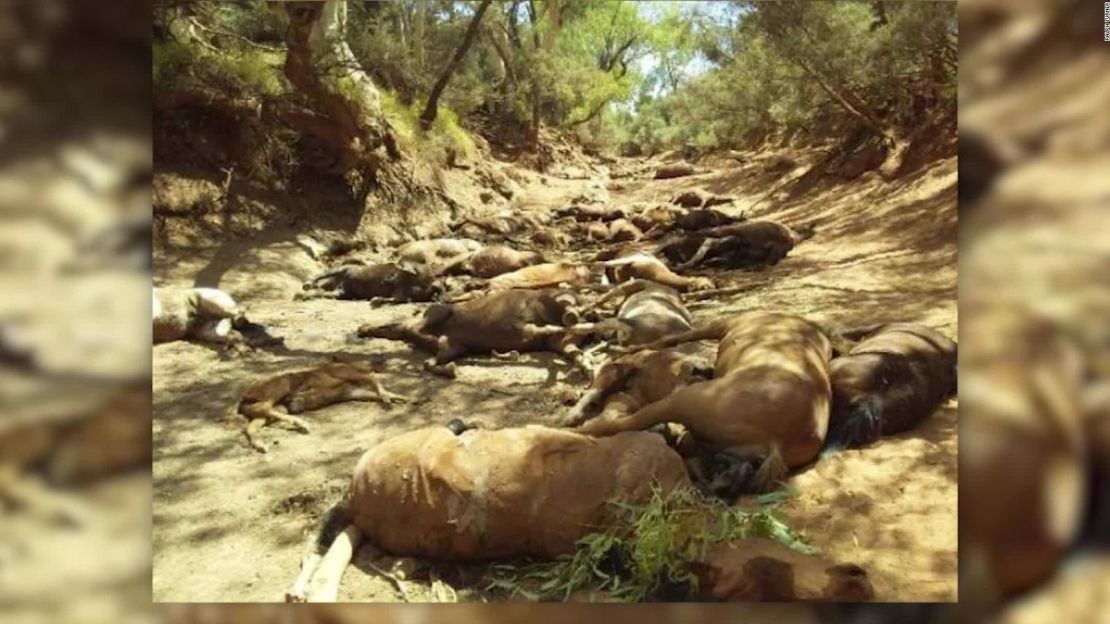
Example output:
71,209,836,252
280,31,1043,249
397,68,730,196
576,311,833,496
825,323,957,449
286,425,689,602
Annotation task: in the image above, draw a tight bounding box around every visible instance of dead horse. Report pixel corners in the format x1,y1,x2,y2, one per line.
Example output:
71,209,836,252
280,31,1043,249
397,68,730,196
576,311,833,497
825,322,958,449
286,425,689,602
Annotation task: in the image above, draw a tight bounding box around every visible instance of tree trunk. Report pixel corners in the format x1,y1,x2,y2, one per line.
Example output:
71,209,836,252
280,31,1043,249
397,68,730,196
420,0,494,130
526,0,544,146
543,0,563,51
414,0,427,70
487,27,513,79
869,1,888,30
600,36,638,74
282,0,399,174
506,0,523,48
396,8,407,49
486,26,516,95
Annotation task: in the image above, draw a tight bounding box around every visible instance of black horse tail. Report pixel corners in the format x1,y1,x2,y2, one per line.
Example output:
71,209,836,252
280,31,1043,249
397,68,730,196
311,499,352,555
824,396,884,453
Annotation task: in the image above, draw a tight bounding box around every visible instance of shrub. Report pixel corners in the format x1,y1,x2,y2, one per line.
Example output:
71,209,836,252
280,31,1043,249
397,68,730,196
153,38,285,97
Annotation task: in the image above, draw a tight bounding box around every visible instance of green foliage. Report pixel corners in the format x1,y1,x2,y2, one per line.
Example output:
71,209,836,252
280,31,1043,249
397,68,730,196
220,48,286,96
554,2,647,124
430,106,478,157
346,6,426,104
152,5,294,184
154,1,955,179
612,1,957,154
153,0,289,97
347,1,657,138
486,484,814,602
206,0,288,44
644,4,699,94
380,89,476,162
152,38,285,97
152,40,192,89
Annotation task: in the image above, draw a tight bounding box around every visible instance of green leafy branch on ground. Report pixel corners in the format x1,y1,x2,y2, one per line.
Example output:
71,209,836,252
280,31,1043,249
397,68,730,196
486,483,814,602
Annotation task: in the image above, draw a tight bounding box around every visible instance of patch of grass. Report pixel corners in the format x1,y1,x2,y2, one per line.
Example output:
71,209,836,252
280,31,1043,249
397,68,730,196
486,484,814,602
379,90,476,163
379,90,417,143
429,106,477,158
214,47,285,96
153,39,285,96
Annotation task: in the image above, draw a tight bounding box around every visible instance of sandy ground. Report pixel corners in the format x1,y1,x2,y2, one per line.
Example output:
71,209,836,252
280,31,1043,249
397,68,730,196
152,148,957,602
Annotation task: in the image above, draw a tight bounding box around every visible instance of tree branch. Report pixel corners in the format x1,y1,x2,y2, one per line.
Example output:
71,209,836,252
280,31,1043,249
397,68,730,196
605,35,638,73
567,97,613,126
187,16,286,52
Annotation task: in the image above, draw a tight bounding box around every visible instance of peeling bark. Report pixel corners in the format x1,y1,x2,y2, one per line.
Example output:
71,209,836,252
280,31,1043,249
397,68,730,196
282,0,399,175
414,0,427,70
486,25,515,91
